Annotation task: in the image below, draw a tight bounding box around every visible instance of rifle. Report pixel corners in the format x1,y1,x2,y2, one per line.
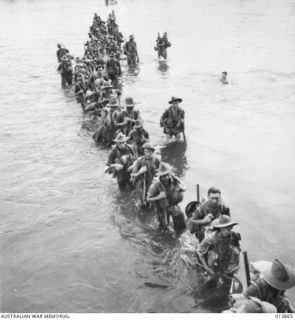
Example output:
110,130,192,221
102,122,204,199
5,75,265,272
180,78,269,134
243,251,251,287
142,172,147,206
182,122,186,142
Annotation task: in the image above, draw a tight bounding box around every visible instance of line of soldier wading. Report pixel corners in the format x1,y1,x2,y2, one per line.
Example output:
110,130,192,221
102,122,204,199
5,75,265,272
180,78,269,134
56,10,295,313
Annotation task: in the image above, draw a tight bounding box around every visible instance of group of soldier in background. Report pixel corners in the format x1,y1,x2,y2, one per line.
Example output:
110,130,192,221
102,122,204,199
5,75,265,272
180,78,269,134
56,11,295,314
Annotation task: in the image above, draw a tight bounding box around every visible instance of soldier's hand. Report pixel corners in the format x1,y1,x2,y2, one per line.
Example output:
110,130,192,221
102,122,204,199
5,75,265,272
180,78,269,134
104,165,110,173
158,191,167,199
205,267,216,276
139,166,147,174
203,215,213,224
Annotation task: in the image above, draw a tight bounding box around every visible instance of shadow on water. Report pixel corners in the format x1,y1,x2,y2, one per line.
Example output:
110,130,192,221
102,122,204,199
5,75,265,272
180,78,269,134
157,60,169,75
161,141,188,178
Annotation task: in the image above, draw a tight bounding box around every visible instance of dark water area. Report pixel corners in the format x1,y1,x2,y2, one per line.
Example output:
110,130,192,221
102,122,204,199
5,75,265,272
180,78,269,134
1,0,295,313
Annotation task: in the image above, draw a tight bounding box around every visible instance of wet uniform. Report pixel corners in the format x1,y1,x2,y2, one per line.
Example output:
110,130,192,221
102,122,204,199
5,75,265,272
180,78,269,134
128,128,149,156
160,106,184,136
190,201,230,241
124,40,138,65
132,156,160,205
106,144,135,189
147,175,186,232
244,279,293,313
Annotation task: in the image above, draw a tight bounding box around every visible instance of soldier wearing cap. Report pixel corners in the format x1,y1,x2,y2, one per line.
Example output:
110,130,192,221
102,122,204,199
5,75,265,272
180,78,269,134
234,259,295,313
123,35,139,65
105,132,135,189
197,215,241,288
131,142,161,207
188,187,230,242
160,96,185,141
127,120,149,157
106,51,121,86
147,162,186,234
116,97,141,136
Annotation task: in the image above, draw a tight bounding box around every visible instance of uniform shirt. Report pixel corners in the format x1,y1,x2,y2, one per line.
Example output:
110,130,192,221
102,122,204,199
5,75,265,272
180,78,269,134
128,128,149,154
160,106,184,128
192,200,230,221
244,279,289,312
106,144,134,167
197,230,240,274
125,41,138,55
190,200,230,241
132,156,160,188
147,175,182,209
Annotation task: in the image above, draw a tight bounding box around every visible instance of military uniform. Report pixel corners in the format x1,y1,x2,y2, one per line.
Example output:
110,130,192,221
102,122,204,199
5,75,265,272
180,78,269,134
106,144,135,189
190,200,230,241
147,174,186,232
128,127,149,156
244,279,293,313
124,40,138,65
160,106,184,136
106,57,121,84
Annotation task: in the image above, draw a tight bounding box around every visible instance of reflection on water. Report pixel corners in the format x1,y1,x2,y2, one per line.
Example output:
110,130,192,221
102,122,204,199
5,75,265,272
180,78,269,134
1,0,295,313
157,60,169,74
161,141,188,177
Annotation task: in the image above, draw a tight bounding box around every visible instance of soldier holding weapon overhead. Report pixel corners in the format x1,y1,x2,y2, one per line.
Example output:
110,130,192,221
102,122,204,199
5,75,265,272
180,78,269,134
154,32,171,59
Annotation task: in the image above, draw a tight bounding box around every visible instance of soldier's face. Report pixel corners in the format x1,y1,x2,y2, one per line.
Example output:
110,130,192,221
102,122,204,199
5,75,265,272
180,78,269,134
172,102,178,108
144,149,153,159
220,226,232,237
161,174,170,184
117,142,126,149
208,192,220,207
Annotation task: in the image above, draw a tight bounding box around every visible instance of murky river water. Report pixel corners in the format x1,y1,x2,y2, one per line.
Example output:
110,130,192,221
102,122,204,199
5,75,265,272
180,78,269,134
1,0,295,313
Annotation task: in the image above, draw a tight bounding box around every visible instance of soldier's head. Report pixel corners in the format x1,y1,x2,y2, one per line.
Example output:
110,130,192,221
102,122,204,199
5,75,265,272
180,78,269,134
143,142,155,160
221,71,228,80
213,215,238,237
168,96,182,108
158,163,172,184
113,132,128,149
125,97,135,110
207,187,221,208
